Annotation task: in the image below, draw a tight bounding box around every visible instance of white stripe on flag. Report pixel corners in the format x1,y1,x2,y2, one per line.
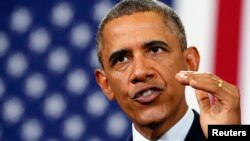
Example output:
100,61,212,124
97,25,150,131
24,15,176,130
240,0,250,124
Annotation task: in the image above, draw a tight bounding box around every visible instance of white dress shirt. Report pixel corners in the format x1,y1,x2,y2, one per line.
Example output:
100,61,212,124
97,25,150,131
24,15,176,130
132,108,194,141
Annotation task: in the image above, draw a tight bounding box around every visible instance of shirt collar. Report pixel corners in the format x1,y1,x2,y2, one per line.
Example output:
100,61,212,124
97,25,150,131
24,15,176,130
132,108,194,141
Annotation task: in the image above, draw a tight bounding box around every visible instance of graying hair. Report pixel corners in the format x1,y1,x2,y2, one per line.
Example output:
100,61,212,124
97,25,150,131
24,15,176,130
96,0,187,68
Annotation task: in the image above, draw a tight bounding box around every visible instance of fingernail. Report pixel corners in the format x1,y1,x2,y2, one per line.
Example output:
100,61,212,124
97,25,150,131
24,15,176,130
177,72,188,79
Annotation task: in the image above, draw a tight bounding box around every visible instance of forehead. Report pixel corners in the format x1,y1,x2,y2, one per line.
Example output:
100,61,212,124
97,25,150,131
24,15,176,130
102,11,172,47
104,11,166,34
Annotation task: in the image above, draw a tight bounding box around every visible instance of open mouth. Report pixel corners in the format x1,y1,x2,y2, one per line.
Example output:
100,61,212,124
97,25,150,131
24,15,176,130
133,87,162,104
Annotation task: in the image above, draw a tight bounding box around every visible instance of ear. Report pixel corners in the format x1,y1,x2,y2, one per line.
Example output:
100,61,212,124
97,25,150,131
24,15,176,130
95,69,115,100
183,46,200,71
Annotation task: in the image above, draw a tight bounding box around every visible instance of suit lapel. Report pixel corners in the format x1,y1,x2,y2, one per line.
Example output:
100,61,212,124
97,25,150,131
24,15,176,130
127,110,207,141
184,110,207,141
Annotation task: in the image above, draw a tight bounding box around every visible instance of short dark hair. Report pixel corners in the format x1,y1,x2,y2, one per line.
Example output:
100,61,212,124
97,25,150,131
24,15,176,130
96,0,187,68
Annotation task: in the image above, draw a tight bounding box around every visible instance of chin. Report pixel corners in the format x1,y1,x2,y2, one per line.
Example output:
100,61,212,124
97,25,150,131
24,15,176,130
135,110,167,126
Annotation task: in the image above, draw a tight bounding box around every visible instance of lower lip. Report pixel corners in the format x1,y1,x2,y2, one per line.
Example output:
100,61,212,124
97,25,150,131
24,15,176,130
135,91,160,104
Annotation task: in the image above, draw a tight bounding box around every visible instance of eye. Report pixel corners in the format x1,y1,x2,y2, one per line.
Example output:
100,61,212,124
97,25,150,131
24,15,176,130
112,55,129,65
150,47,164,53
117,56,128,63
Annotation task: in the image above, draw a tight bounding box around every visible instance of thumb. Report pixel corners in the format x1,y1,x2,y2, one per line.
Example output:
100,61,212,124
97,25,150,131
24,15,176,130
195,90,211,113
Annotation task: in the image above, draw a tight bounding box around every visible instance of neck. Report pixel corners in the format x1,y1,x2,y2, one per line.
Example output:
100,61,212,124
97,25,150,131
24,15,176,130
134,102,188,140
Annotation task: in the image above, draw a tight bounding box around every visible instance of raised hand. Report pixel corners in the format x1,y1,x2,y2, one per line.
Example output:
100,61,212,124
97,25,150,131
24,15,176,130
176,71,241,138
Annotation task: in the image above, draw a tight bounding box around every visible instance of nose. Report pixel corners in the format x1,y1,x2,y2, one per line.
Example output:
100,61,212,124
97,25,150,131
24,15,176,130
129,55,155,84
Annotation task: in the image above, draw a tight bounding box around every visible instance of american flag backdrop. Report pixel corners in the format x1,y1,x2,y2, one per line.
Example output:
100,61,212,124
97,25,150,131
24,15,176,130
0,0,249,141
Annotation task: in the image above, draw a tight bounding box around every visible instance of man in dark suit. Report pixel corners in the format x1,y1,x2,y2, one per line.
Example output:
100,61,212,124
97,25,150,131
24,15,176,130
95,0,241,140
127,110,206,141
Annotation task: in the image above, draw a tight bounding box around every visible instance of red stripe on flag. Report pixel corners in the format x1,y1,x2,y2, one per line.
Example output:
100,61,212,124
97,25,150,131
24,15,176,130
214,0,242,85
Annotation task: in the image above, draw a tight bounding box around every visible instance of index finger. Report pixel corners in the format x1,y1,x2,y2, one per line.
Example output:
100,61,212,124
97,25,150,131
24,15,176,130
175,71,238,100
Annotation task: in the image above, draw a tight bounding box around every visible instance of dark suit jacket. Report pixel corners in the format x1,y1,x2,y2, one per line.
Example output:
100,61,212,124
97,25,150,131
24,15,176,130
127,110,207,141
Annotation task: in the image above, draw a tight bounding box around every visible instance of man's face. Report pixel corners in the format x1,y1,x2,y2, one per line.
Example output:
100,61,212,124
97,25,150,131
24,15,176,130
96,12,191,126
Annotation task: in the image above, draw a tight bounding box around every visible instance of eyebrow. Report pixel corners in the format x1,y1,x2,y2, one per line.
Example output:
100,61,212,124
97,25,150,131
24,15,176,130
143,40,169,49
109,49,130,66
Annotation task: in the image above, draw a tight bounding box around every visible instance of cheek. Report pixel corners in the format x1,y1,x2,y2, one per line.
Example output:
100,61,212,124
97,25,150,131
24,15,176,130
156,58,184,77
109,71,129,95
155,56,186,92
110,71,120,80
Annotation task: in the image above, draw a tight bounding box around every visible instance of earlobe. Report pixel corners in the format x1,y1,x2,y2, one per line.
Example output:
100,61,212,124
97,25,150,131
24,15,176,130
95,69,115,100
184,46,200,71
